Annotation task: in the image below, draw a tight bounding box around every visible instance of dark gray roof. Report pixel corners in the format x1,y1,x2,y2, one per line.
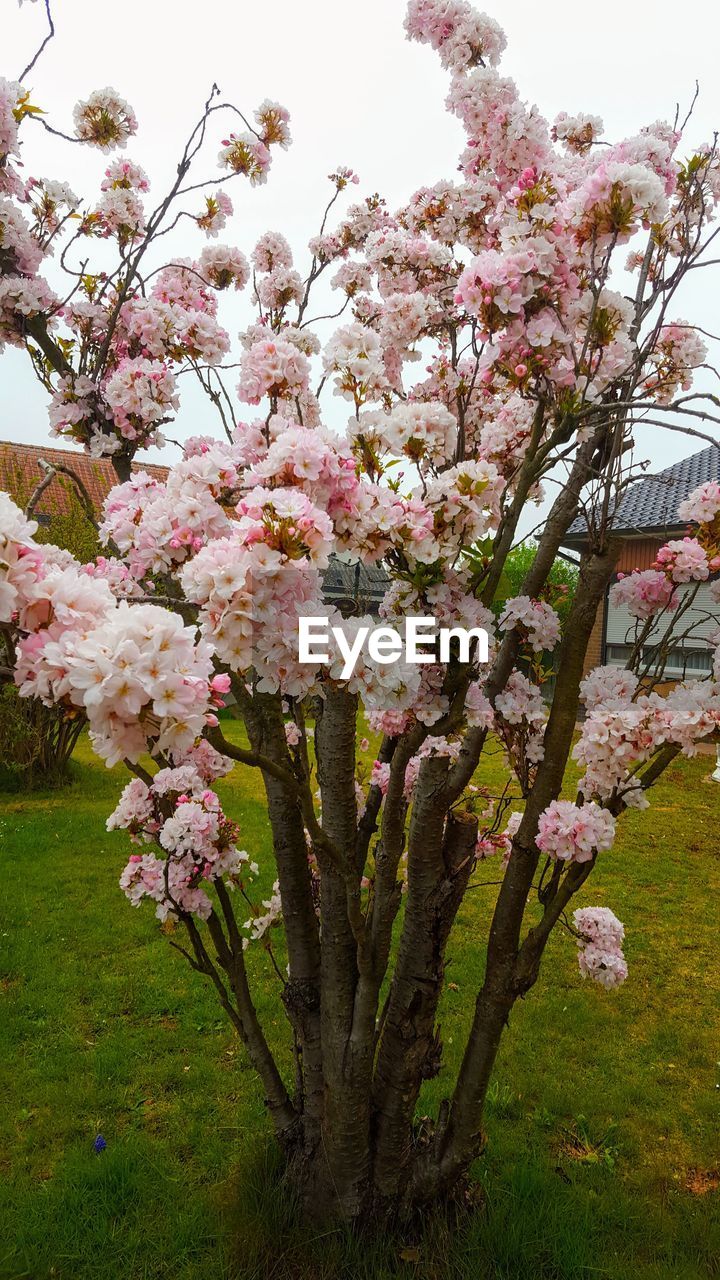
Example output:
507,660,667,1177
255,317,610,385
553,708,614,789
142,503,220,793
321,554,388,608
564,445,720,545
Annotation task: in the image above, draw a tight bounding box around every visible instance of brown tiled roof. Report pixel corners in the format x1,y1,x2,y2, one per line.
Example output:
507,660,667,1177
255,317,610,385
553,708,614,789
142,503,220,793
0,440,169,519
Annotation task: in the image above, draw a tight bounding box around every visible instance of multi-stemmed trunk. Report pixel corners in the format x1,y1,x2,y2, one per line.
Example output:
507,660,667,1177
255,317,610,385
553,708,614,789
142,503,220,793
103,395,684,1225
181,485,633,1225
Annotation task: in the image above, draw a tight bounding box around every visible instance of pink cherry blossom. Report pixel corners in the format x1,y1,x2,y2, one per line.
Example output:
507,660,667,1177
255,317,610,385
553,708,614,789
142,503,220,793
238,337,310,405
573,907,627,989
654,537,709,584
536,800,616,864
197,190,233,237
610,570,678,620
198,244,250,292
73,88,138,151
677,480,720,527
498,596,561,652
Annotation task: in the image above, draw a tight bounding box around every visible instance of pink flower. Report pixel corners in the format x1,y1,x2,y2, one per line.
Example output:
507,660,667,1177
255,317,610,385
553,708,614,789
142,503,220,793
537,800,616,864
238,337,310,405
644,322,706,404
73,88,137,152
573,907,627,989
610,570,677,620
370,760,391,794
197,190,233,237
114,773,253,921
198,244,250,292
498,596,561,651
405,0,506,72
654,537,709,584
677,481,720,527
252,232,293,273
219,133,272,185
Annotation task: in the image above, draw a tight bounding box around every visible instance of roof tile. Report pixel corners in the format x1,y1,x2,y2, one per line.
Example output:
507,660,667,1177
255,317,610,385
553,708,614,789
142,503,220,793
0,440,168,518
564,445,720,544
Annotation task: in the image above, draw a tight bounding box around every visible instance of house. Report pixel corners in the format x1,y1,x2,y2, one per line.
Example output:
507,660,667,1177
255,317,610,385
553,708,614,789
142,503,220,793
563,445,720,680
0,440,169,528
321,556,388,615
0,439,388,610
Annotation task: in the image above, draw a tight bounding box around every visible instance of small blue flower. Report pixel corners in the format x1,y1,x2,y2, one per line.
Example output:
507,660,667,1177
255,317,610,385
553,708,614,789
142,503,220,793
93,1135,107,1154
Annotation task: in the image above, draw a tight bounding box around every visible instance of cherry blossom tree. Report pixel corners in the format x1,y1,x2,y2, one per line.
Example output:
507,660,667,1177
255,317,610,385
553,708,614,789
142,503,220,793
2,0,720,1223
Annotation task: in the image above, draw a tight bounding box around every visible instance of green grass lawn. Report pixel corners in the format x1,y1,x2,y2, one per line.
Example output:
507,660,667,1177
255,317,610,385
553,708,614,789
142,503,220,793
1,728,719,1280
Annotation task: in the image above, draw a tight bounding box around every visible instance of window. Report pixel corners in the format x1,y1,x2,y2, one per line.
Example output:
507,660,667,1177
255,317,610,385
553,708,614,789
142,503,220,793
605,643,712,678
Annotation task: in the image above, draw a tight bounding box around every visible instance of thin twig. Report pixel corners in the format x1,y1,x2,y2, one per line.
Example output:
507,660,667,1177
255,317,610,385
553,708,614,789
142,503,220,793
19,0,55,83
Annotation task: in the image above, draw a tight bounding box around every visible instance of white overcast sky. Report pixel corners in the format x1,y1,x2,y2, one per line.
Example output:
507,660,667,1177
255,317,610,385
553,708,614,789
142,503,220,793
2,0,719,520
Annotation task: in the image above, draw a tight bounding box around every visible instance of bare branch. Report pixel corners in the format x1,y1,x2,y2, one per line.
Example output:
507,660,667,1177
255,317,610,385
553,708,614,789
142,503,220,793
18,0,55,83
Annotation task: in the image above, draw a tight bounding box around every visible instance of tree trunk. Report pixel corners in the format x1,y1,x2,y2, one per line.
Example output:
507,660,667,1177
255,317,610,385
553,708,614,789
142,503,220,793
312,688,372,1216
407,541,622,1203
372,774,477,1197
241,691,324,1150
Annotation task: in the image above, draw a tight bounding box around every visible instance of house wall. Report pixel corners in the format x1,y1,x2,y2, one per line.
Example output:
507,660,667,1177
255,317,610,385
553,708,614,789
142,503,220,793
583,598,606,677
605,578,719,678
579,536,698,679
615,538,662,573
